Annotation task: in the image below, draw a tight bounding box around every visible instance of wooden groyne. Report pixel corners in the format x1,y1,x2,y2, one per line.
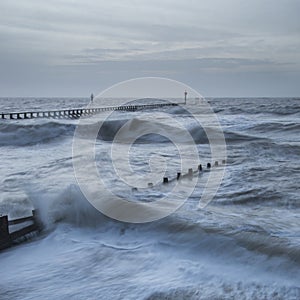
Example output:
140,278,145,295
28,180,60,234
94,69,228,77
0,210,42,250
132,160,226,192
0,103,178,120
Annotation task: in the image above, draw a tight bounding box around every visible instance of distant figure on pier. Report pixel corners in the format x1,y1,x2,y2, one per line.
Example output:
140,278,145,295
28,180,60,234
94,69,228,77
90,93,94,102
184,90,187,104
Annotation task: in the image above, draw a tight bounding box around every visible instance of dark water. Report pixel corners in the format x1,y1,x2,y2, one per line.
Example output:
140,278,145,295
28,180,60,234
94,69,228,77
0,97,299,299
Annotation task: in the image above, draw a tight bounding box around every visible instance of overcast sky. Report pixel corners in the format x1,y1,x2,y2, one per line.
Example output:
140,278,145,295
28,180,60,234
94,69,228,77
0,0,299,97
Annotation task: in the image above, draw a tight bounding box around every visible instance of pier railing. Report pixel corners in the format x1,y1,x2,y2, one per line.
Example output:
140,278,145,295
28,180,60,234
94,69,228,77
0,103,179,120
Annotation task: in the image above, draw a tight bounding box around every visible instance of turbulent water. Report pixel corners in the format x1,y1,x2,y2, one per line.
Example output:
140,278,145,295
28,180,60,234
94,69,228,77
0,97,299,299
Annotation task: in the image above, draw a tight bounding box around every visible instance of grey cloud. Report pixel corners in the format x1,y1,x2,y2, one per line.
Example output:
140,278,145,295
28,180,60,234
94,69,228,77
0,0,299,96
61,56,282,73
0,56,299,97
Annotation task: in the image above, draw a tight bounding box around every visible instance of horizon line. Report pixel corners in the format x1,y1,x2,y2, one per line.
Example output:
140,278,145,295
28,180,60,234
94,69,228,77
0,95,299,99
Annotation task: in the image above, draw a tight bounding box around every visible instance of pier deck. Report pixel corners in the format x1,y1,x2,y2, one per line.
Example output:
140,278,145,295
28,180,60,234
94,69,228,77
0,103,179,120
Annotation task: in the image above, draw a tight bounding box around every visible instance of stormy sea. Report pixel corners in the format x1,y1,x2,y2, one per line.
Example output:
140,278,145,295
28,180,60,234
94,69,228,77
0,97,299,299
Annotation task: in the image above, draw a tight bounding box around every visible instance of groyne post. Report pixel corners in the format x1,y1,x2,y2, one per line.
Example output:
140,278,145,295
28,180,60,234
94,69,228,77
0,215,11,250
32,210,43,231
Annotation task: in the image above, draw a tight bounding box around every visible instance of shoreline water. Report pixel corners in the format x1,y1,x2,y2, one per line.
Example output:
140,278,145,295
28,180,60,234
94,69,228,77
0,97,299,299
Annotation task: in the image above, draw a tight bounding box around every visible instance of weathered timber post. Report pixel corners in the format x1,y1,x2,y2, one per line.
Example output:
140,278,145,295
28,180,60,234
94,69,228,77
32,210,43,231
0,215,11,250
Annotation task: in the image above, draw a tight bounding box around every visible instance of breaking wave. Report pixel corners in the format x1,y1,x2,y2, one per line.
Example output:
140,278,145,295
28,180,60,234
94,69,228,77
0,121,76,146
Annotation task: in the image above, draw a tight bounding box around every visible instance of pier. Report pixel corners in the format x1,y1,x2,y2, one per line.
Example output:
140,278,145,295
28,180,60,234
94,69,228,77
0,103,178,120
